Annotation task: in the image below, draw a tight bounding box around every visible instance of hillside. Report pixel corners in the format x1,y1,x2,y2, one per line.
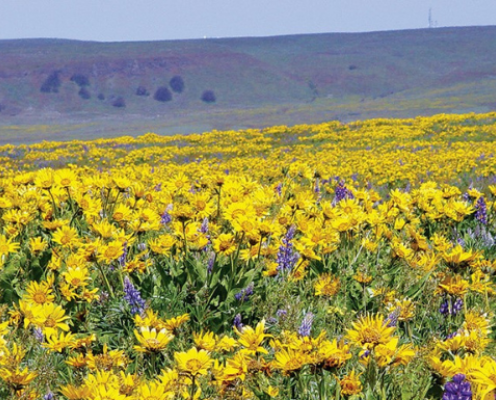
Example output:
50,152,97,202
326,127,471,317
1,26,496,144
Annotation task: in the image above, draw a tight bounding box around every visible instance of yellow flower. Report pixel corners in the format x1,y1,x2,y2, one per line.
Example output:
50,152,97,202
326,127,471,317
271,348,308,375
135,380,174,400
212,233,237,255
338,370,362,396
0,367,37,389
52,225,79,248
469,356,496,399
314,273,340,297
162,313,190,332
134,327,174,353
0,234,19,257
59,383,91,399
86,344,127,371
63,267,91,289
34,168,54,189
193,331,217,352
175,347,213,376
97,240,125,264
24,279,55,305
346,314,395,350
437,274,469,297
42,331,76,353
31,302,70,336
28,237,47,253
234,320,271,355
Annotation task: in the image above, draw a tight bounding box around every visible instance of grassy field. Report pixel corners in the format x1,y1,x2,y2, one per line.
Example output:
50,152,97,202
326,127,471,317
2,26,496,143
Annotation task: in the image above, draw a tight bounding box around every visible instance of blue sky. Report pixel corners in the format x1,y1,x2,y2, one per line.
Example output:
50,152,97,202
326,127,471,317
1,0,495,42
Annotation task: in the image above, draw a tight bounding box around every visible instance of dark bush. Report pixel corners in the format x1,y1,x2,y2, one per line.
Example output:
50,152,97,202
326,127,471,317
349,65,358,71
201,90,216,103
40,71,61,93
153,86,172,102
0,104,4,113
169,76,185,93
70,74,90,87
78,87,91,100
97,93,105,101
112,97,126,108
136,86,149,96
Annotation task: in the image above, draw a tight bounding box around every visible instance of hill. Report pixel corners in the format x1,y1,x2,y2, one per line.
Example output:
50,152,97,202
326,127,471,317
1,26,496,144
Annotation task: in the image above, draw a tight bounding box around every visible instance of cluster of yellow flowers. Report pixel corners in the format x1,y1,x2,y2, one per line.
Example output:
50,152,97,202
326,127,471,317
0,112,495,399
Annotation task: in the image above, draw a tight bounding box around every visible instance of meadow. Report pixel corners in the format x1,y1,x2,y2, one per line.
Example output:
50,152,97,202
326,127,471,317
0,112,495,399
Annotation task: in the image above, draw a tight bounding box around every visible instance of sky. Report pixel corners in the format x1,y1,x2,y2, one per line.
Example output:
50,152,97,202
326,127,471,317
1,0,495,42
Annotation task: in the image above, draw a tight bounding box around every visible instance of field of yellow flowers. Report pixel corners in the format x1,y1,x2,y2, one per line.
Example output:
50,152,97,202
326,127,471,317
0,112,495,399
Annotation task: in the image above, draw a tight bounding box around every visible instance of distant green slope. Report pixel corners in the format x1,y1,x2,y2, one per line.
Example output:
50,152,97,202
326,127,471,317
1,26,496,144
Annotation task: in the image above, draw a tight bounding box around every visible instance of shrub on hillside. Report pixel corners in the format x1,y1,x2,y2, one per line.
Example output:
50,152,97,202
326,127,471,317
154,86,172,102
112,97,126,108
169,76,185,93
78,87,91,100
70,74,90,87
201,90,216,103
136,86,149,96
97,93,105,101
40,71,61,93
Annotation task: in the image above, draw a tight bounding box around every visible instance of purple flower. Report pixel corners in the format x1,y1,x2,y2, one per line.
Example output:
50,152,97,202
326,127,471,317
275,183,282,197
386,307,401,327
298,312,314,337
200,217,209,234
44,393,55,400
235,283,254,302
440,297,463,316
314,178,320,194
233,314,243,331
160,204,173,225
475,196,487,225
276,226,299,274
34,327,44,342
119,242,128,267
443,374,472,400
276,309,288,319
333,180,354,204
207,252,215,274
123,276,146,315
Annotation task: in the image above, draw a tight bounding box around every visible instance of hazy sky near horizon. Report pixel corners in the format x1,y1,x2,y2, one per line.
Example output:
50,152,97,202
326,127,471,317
1,0,495,42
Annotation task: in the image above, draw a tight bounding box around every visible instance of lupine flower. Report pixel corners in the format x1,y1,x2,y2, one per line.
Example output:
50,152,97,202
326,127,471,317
386,307,401,327
160,205,173,225
119,242,128,267
34,327,44,342
442,374,472,400
276,309,288,319
233,314,243,331
275,183,282,196
298,312,314,337
475,196,487,224
235,283,254,302
44,393,55,400
276,226,299,274
200,217,209,234
333,180,354,204
314,178,320,194
440,297,463,316
207,252,215,274
123,276,146,315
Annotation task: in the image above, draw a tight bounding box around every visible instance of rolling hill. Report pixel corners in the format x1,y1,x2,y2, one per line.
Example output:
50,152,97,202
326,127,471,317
1,26,496,144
